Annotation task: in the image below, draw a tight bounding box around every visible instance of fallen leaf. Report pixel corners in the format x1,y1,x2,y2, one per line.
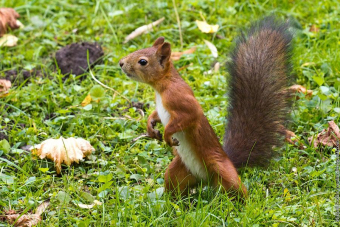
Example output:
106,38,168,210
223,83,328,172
203,39,218,58
301,62,315,67
0,92,10,98
16,20,24,29
0,8,20,36
81,94,92,107
0,79,11,97
30,137,95,174
196,20,219,33
284,129,298,146
283,188,291,202
124,17,165,44
2,201,49,227
35,201,50,216
216,34,225,39
171,47,196,61
309,121,340,148
279,125,305,149
75,200,102,209
287,84,313,97
309,24,320,33
214,62,220,73
0,34,18,47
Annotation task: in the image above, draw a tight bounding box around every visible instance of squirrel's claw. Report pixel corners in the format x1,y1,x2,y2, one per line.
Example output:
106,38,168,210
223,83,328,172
147,129,163,141
154,130,163,141
171,138,180,146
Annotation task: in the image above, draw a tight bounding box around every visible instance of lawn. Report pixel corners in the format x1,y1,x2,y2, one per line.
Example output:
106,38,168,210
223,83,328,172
0,0,339,226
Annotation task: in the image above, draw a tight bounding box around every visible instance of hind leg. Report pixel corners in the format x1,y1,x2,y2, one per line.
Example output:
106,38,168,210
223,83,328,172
164,155,198,196
212,157,247,199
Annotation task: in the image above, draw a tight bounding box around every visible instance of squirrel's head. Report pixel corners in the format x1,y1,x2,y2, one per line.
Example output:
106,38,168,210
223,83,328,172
119,37,171,84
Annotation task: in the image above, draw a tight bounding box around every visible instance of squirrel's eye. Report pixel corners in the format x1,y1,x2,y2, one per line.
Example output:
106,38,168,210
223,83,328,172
138,59,148,66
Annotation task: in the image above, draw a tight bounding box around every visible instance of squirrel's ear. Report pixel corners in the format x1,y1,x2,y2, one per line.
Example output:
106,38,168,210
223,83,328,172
153,37,165,47
156,42,171,66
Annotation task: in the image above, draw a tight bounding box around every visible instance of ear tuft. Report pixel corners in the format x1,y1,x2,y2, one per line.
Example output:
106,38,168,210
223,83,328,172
153,37,165,47
157,42,171,66
159,42,171,57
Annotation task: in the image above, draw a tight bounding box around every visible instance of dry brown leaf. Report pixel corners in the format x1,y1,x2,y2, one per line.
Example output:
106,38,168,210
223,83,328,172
76,200,102,209
124,17,165,44
279,125,304,149
196,20,219,33
81,94,92,107
4,214,41,227
31,137,95,174
0,79,11,95
309,24,320,33
284,129,297,145
0,8,20,36
288,84,313,98
0,34,18,47
35,201,50,216
309,121,340,148
2,201,49,227
171,47,196,61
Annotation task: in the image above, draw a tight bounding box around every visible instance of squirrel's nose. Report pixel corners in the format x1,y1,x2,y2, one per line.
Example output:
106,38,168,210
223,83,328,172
119,60,124,67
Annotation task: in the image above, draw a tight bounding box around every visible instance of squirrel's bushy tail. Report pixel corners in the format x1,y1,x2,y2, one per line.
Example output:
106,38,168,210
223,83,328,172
223,17,292,168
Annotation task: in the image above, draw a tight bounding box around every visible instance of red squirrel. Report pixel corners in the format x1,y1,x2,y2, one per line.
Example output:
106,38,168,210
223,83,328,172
119,17,292,199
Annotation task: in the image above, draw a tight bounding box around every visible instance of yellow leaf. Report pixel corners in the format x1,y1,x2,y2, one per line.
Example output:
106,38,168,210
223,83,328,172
30,137,95,174
81,94,92,107
283,188,289,196
283,188,291,202
0,92,10,98
196,20,219,33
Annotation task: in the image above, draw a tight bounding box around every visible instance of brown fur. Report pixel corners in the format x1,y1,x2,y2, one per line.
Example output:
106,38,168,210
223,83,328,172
119,17,292,199
223,17,292,168
120,37,247,198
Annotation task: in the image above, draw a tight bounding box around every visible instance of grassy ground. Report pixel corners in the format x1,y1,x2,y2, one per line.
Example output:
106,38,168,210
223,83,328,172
0,0,339,226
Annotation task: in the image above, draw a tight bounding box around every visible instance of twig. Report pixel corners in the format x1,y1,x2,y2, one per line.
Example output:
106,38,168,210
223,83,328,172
103,117,133,120
172,0,183,49
131,133,149,143
89,70,131,103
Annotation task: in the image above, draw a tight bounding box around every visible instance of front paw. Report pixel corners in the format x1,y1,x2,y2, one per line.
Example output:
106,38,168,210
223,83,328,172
166,137,180,147
147,129,163,141
172,138,179,146
151,119,158,127
153,129,163,141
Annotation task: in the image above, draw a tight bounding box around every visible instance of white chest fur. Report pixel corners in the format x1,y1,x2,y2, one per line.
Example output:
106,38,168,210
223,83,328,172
155,92,207,180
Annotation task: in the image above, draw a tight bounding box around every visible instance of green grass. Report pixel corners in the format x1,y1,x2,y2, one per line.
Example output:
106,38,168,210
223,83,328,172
0,0,339,226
